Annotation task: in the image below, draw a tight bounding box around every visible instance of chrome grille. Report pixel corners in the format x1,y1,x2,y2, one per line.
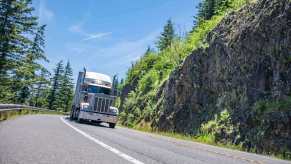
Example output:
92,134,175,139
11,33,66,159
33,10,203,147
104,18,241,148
94,94,115,113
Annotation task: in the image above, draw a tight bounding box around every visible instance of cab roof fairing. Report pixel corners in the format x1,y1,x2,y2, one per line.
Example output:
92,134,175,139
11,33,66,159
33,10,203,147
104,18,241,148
81,71,112,89
84,71,112,84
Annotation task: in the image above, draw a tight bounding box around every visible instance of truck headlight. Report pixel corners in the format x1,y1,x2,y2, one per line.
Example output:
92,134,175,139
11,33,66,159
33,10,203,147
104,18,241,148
109,107,118,114
81,103,90,110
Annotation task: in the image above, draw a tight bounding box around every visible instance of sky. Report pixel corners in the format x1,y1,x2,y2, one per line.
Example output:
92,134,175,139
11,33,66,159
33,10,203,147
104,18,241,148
33,0,200,81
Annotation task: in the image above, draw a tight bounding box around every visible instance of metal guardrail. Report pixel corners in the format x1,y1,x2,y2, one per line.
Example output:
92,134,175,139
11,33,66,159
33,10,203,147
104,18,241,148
0,104,43,111
0,104,68,114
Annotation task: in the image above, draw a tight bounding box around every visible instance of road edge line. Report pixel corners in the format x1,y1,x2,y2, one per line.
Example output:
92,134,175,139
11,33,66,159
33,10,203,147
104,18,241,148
60,117,144,164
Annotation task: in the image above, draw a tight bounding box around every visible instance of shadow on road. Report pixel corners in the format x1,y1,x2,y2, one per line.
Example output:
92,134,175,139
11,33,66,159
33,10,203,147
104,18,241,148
64,117,112,129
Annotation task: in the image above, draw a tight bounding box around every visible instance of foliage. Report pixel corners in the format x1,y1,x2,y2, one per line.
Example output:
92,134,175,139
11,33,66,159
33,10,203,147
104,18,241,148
253,97,291,113
124,48,157,86
57,61,74,112
0,109,67,121
0,1,75,110
120,0,248,127
29,68,51,107
156,19,175,51
0,0,50,105
199,109,237,144
48,61,64,110
48,61,74,111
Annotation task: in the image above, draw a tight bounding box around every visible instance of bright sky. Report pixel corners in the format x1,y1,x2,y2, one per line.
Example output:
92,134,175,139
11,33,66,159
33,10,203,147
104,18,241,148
33,0,199,81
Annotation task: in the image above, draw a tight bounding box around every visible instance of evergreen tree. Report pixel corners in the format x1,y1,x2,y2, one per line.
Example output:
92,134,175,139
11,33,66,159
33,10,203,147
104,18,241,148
205,0,216,20
57,61,74,112
32,68,50,107
193,0,231,31
157,19,175,51
28,25,49,106
48,60,64,110
12,25,48,103
214,0,231,14
0,0,38,101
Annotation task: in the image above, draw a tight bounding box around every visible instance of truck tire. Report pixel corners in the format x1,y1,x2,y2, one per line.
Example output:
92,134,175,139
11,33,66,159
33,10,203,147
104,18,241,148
76,110,81,122
77,117,82,123
70,109,74,120
109,123,116,128
69,112,73,120
73,108,79,120
70,106,75,120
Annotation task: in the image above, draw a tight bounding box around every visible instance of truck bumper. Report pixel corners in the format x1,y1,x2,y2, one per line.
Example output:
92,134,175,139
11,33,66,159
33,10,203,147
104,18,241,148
78,110,118,123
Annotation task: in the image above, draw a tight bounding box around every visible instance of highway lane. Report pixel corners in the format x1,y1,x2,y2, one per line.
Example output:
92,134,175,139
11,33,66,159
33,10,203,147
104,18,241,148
0,115,290,164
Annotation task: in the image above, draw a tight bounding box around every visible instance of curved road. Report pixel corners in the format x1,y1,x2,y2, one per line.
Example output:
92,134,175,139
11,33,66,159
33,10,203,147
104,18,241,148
0,115,290,164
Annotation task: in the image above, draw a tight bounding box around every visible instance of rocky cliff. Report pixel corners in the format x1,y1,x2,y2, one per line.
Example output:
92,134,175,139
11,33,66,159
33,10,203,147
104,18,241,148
155,0,291,155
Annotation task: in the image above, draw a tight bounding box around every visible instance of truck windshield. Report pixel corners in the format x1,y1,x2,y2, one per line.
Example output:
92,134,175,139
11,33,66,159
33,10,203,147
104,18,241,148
87,85,111,94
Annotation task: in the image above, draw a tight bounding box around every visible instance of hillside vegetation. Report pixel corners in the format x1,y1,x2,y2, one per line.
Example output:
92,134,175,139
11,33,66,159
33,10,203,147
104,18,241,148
119,0,248,127
119,0,247,123
119,0,291,159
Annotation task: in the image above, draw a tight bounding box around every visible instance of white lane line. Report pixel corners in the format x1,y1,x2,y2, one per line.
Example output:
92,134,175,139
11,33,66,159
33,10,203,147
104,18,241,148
60,117,144,164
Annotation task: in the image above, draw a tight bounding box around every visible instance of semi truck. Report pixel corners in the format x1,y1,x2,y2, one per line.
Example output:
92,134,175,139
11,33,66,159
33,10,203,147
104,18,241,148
70,70,118,128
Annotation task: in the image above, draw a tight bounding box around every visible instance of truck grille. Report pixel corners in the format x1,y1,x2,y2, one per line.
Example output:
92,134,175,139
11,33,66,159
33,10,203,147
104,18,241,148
94,94,115,113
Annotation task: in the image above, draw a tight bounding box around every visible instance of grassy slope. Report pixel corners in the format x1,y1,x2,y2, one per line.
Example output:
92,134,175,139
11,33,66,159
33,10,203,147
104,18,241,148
120,0,248,127
118,0,291,160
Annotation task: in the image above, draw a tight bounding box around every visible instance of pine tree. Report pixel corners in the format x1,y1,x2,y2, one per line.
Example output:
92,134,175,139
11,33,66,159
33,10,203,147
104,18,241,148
12,25,48,103
0,0,47,103
48,61,64,110
57,61,74,112
196,0,216,21
194,0,231,28
32,68,50,107
157,19,175,51
0,0,38,100
29,25,48,63
28,25,49,106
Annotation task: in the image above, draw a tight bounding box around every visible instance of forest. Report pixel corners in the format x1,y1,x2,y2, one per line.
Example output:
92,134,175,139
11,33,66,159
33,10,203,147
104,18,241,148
0,0,74,112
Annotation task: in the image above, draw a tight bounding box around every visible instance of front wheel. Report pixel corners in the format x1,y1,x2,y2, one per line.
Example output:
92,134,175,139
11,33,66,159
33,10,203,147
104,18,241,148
70,106,75,120
76,110,81,122
69,109,74,120
109,123,116,128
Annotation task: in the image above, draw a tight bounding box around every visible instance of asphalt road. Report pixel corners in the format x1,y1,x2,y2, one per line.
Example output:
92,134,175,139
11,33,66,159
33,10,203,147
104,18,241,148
0,115,290,164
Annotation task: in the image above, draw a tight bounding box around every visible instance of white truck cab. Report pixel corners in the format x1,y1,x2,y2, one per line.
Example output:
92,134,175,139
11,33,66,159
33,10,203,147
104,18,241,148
70,71,118,128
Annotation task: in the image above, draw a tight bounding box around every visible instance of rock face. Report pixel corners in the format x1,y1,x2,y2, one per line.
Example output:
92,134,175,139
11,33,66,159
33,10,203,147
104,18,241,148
156,0,291,155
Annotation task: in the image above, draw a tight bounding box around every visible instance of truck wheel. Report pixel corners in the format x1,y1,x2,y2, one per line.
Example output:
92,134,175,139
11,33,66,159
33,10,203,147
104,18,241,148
109,123,116,128
77,117,82,123
69,110,74,120
76,110,81,123
74,108,79,120
69,106,74,120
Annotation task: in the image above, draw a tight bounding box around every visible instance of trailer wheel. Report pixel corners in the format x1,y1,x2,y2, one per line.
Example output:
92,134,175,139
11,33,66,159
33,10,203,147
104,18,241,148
109,123,116,128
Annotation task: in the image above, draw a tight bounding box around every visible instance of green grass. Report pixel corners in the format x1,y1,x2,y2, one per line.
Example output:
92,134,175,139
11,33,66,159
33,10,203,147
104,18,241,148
0,109,66,121
120,123,243,149
118,123,290,161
